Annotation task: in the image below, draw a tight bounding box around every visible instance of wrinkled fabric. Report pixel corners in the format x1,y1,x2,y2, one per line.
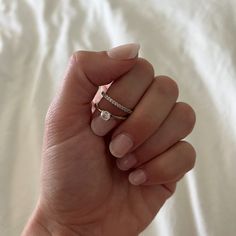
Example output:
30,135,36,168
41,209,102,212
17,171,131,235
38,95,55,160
0,0,236,235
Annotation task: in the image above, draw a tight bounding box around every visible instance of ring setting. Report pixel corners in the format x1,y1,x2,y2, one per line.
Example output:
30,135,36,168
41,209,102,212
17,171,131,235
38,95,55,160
95,103,127,121
94,90,133,121
100,110,111,121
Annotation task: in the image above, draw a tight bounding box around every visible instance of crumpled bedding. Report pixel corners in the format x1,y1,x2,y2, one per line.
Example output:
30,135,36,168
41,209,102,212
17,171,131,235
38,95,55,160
0,0,236,235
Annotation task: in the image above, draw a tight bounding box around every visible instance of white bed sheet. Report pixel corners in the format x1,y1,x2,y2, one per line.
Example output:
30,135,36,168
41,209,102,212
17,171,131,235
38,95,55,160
0,0,236,235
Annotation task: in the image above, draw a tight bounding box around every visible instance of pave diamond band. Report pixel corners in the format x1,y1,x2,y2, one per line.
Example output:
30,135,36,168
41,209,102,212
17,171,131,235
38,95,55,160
101,91,133,114
95,103,128,121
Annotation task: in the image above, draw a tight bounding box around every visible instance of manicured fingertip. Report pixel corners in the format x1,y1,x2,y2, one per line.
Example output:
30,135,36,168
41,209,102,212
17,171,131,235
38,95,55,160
109,133,134,158
128,169,147,185
91,115,117,136
116,153,137,171
107,43,140,60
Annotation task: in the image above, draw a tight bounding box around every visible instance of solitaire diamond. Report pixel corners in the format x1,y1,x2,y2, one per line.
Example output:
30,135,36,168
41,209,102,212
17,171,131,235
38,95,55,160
100,110,111,121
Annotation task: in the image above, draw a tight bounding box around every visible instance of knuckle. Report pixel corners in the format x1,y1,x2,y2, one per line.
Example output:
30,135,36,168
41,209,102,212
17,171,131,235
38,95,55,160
69,50,87,67
176,102,196,131
179,141,196,171
156,76,179,99
45,109,51,125
135,58,155,78
164,166,177,180
156,159,176,180
44,102,57,127
44,103,53,124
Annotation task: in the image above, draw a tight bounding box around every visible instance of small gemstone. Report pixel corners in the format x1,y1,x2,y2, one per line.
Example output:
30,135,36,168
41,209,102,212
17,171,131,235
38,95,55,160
101,110,111,121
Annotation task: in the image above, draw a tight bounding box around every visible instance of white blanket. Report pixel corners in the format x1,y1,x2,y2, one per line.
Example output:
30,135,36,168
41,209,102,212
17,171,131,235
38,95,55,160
0,0,236,235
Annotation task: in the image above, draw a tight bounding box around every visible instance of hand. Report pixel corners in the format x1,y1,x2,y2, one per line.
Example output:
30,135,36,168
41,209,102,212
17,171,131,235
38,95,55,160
22,44,196,236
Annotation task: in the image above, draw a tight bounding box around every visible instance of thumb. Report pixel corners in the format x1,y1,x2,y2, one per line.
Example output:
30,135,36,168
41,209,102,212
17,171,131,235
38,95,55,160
46,43,140,142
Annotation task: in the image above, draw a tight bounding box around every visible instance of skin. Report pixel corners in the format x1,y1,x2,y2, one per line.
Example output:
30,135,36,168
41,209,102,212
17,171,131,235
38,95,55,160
22,50,196,236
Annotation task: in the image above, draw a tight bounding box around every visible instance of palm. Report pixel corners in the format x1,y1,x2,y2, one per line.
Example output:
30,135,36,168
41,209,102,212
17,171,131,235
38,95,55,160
41,111,171,234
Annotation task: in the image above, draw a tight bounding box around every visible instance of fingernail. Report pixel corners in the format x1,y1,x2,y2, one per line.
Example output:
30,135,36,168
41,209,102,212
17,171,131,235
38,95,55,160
109,133,133,158
116,153,137,171
107,43,140,60
91,115,117,136
129,169,147,186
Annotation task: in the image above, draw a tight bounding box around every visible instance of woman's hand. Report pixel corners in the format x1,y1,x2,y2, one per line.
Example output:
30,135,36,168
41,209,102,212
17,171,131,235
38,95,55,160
22,44,196,236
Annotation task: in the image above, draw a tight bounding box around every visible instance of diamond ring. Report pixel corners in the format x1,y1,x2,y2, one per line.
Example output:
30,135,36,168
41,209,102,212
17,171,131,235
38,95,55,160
95,103,129,121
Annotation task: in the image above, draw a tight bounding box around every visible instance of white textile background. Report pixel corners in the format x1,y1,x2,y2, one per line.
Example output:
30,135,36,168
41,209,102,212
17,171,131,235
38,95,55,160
0,0,236,235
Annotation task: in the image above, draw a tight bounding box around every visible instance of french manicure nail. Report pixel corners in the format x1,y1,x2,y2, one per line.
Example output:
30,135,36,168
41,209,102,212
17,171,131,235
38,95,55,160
109,133,133,158
91,115,116,136
116,153,137,171
107,43,140,60
129,169,147,185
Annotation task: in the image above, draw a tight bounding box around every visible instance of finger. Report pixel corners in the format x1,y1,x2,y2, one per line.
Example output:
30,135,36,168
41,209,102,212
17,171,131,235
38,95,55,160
45,43,140,147
163,182,177,195
90,58,154,136
128,141,196,186
116,102,196,170
109,76,179,158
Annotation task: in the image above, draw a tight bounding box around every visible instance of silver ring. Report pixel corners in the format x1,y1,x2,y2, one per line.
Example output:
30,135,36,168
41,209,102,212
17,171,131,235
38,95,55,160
95,103,128,121
101,91,133,114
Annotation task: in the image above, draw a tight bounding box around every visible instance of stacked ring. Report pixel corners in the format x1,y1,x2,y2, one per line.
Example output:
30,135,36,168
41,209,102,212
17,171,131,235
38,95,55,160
95,91,133,121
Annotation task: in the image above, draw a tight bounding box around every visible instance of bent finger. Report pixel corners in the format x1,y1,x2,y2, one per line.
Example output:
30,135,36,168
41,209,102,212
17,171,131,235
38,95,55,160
109,76,179,158
128,141,196,186
116,102,196,170
90,58,154,136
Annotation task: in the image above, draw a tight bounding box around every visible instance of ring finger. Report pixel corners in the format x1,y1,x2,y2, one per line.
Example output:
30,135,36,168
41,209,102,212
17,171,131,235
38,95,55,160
91,58,154,136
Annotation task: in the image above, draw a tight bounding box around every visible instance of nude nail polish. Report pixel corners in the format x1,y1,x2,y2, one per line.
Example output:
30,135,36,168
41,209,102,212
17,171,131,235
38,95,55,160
91,115,116,136
116,154,137,170
107,43,140,60
129,169,147,185
109,133,133,158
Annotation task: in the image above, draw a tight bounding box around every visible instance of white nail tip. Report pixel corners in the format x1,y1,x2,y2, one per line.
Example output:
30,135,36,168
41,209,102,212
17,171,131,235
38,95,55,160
107,43,140,60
